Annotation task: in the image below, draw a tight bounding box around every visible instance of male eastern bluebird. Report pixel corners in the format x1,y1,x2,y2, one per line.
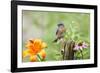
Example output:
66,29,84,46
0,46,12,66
53,23,66,43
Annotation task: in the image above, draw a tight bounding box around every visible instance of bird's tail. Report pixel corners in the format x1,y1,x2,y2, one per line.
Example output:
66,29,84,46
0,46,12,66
53,36,64,43
53,38,58,43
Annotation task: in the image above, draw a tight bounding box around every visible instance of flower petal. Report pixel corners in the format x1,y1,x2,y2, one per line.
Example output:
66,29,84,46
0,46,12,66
82,42,88,48
30,55,37,62
42,42,47,49
39,49,46,59
23,49,30,58
74,45,79,50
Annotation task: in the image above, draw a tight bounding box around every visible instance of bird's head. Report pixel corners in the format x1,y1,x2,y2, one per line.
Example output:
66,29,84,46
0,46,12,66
58,23,64,27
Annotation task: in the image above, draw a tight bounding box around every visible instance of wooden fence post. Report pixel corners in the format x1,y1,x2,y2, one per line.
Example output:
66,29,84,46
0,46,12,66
62,40,75,60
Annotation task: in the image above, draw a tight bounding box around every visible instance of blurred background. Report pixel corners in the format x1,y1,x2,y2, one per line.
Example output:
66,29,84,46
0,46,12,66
22,10,90,62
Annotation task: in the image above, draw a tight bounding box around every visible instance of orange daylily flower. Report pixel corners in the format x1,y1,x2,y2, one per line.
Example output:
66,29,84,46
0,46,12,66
23,38,47,62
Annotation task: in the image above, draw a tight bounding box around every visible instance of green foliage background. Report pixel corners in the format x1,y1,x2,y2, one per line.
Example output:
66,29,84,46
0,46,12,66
22,10,90,62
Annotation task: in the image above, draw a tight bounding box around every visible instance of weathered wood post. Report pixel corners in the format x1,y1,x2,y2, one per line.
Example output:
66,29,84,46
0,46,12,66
62,40,75,60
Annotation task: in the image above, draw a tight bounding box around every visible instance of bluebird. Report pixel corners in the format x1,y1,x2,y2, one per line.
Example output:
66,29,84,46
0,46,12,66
53,23,66,43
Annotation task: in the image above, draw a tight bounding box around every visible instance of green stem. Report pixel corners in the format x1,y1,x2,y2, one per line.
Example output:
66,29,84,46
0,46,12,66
80,50,83,59
37,54,42,61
